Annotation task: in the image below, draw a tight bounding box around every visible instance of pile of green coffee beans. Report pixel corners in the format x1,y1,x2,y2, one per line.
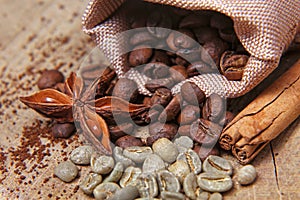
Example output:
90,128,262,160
54,136,257,200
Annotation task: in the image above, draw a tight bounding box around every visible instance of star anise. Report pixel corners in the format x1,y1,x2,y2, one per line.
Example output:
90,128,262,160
20,68,149,155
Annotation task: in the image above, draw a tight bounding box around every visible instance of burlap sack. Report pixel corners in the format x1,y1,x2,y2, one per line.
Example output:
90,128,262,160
82,0,300,98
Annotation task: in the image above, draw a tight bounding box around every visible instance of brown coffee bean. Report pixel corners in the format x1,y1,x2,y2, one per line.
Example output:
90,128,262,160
158,94,182,122
147,11,172,38
186,61,217,77
166,29,196,51
145,78,174,92
177,105,200,125
115,135,143,149
179,13,210,29
193,144,220,162
143,62,170,79
146,122,178,145
193,27,219,44
37,69,64,90
190,119,222,145
218,28,238,43
201,38,229,65
129,45,153,67
178,125,191,137
180,82,206,106
52,123,75,138
202,93,225,123
150,88,173,107
109,123,134,141
113,78,139,102
210,13,233,30
170,65,188,82
174,56,189,67
150,50,172,66
130,31,155,46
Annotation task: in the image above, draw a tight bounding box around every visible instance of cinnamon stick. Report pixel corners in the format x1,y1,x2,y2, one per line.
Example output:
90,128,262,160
219,59,300,164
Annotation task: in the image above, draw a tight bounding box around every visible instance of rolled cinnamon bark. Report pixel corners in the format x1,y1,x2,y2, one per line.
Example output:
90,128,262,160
219,59,300,164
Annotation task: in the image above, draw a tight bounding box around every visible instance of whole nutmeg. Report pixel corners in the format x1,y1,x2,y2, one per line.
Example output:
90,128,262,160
113,78,139,102
37,69,64,90
52,123,75,138
180,82,206,106
128,45,153,67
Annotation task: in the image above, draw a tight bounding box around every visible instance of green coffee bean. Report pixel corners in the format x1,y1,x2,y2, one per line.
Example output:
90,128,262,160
70,145,94,165
143,154,165,174
183,172,199,200
237,165,257,185
93,182,120,200
54,161,78,182
152,138,179,163
157,170,180,192
108,186,139,200
119,166,142,188
197,172,233,192
113,146,135,168
103,162,124,183
91,154,115,175
168,160,190,183
80,172,102,195
174,136,194,153
177,149,202,174
202,155,232,175
136,173,158,198
123,146,153,163
160,191,185,200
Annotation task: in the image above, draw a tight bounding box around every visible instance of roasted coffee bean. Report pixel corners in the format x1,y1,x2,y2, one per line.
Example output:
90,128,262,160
129,45,153,67
123,146,153,163
168,160,191,183
193,144,220,162
152,138,179,163
157,170,181,192
115,135,143,149
201,38,229,65
202,93,225,123
169,65,188,82
119,166,142,188
177,124,191,137
113,78,139,102
109,185,139,200
197,172,233,192
210,13,233,30
147,11,172,38
93,182,120,200
177,105,200,125
174,136,194,153
52,122,75,138
150,88,173,107
186,61,217,77
150,50,172,66
109,123,134,141
180,82,206,106
80,65,106,81
91,155,115,175
166,29,197,51
190,119,222,145
130,31,155,46
237,165,257,185
183,172,200,200
179,13,210,29
113,146,135,168
146,122,178,145
158,94,182,122
160,191,185,200
143,154,165,174
145,78,175,92
70,145,94,165
37,69,64,89
177,149,202,174
136,173,158,198
193,27,219,44
103,162,124,183
54,161,78,183
80,172,103,195
203,155,233,175
143,62,170,79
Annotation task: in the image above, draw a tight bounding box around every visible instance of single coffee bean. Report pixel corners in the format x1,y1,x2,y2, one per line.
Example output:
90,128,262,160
174,136,194,153
166,29,197,51
130,31,155,46
160,191,185,200
177,149,202,175
109,123,134,141
156,170,181,192
169,65,188,82
147,11,172,38
145,78,175,92
143,62,170,79
119,166,142,188
202,93,225,123
37,69,64,89
52,122,75,138
129,45,153,67
54,161,78,183
109,185,139,200
201,38,229,65
180,82,206,106
136,173,159,198
80,172,103,195
210,13,233,30
115,135,143,149
190,119,222,146
177,124,191,137
179,13,210,29
237,165,257,185
198,191,210,200
197,172,233,192
193,27,219,44
193,144,220,162
158,94,182,122
103,162,124,183
177,105,200,125
142,154,165,174
123,146,153,163
150,87,173,107
113,146,135,168
209,192,223,200
113,78,139,102
149,122,178,137
152,138,179,163
91,155,115,175
150,50,172,66
168,160,191,183
93,182,120,200
203,155,233,175
70,145,94,165
183,172,199,200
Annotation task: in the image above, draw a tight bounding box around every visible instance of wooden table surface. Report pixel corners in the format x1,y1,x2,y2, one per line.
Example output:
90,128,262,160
0,1,299,199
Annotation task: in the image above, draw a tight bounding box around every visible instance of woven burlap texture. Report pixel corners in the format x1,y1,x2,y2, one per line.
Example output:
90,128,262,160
82,0,300,98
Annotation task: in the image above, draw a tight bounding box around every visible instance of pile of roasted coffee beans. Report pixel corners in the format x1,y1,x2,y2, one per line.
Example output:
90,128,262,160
54,138,257,199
